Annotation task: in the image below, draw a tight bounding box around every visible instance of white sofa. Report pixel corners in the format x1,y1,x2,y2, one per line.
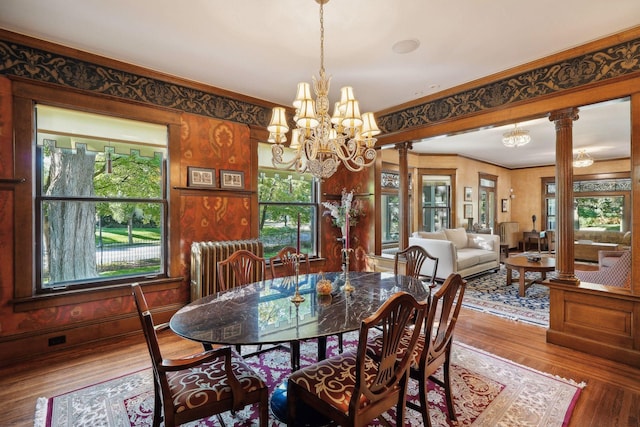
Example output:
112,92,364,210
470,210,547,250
409,228,500,280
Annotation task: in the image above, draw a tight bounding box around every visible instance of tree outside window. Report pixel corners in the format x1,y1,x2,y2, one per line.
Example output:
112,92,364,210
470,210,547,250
36,105,167,291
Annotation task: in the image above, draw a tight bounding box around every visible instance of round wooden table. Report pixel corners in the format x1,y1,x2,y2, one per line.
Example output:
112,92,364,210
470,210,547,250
504,256,555,296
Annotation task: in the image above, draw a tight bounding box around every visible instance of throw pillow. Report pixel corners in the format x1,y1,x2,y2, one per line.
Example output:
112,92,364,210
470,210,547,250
444,227,468,249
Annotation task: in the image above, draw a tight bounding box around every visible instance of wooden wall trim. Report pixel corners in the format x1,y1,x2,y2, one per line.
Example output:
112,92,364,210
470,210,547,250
0,29,276,127
377,26,640,137
0,302,182,367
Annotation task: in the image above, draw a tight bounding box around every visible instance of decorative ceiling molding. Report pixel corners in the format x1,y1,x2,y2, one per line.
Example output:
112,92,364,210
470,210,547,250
1,33,639,135
0,38,272,127
377,37,640,134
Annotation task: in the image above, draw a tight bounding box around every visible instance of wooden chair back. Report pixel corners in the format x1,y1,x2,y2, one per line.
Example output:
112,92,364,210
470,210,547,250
269,245,310,278
395,245,439,287
409,272,466,426
132,283,269,427
287,291,428,426
217,249,266,291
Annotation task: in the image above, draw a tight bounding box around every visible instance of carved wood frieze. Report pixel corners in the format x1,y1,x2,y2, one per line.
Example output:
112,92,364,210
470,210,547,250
0,39,272,127
377,38,640,133
0,33,639,136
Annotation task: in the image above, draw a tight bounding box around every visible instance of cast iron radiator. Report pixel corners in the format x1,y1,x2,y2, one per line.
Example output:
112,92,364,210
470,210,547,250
190,239,264,301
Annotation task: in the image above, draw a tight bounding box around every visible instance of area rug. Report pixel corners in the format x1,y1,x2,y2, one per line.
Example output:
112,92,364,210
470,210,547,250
462,264,552,327
35,333,584,427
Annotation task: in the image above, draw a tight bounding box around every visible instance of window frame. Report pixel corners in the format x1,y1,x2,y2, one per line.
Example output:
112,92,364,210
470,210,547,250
34,106,169,292
257,167,321,261
11,81,182,309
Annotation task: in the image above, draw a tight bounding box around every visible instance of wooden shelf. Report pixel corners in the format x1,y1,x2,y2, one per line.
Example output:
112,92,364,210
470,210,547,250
173,186,254,196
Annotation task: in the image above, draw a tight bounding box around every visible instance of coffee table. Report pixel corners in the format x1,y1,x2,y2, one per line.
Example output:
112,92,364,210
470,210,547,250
504,256,555,296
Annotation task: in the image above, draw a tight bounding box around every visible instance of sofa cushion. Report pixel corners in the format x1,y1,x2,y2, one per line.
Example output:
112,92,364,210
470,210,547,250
444,227,468,249
456,250,479,270
412,230,447,240
467,235,495,251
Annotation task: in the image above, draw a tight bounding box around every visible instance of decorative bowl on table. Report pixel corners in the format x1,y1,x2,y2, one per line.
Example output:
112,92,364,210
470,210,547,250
526,255,542,262
316,273,333,295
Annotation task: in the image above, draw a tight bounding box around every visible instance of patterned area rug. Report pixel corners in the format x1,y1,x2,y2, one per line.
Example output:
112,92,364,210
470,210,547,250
35,333,584,427
462,264,552,327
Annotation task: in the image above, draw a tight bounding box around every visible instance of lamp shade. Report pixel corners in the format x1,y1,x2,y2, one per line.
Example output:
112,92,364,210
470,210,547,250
360,112,381,138
341,99,363,129
267,107,289,137
296,99,319,129
293,82,312,109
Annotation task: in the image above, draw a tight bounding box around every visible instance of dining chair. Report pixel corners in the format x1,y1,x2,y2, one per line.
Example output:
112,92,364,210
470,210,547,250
287,291,428,427
217,249,266,291
395,245,439,287
409,272,466,426
268,245,310,278
131,284,269,427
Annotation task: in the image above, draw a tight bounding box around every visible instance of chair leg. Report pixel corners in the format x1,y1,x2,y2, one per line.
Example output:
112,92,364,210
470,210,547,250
152,381,162,427
259,389,269,427
338,333,343,353
418,375,432,427
442,358,457,421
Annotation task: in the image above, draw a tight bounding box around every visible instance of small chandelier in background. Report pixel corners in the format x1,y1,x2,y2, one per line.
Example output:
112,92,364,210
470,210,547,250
573,149,594,168
267,0,380,180
502,123,531,148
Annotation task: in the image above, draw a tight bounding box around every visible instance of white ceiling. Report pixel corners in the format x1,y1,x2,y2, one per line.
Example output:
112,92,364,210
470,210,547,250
1,0,637,168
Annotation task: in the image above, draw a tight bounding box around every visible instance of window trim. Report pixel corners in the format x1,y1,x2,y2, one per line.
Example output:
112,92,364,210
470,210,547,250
11,81,182,307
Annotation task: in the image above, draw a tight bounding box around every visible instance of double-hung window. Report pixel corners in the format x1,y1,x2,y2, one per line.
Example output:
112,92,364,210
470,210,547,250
35,105,168,292
257,144,320,260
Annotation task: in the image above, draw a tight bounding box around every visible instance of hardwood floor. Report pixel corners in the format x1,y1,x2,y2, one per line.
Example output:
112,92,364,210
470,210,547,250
2,308,639,426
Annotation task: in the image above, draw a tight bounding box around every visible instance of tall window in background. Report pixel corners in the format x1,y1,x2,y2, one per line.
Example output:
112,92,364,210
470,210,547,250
381,171,406,246
36,105,168,292
257,144,320,259
421,175,450,231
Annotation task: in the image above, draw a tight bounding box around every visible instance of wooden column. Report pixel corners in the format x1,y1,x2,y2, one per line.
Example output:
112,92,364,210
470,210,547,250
548,108,579,284
396,142,412,250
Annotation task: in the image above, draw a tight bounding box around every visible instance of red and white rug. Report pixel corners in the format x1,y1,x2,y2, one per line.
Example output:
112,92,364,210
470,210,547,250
35,334,584,426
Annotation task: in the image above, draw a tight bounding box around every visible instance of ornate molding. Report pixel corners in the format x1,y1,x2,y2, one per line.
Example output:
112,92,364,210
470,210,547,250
0,39,271,127
1,33,639,135
379,37,640,134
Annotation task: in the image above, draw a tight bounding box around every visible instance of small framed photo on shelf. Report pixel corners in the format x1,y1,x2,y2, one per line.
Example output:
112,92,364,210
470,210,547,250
502,198,509,212
464,186,472,202
187,167,216,188
463,203,473,219
220,169,245,189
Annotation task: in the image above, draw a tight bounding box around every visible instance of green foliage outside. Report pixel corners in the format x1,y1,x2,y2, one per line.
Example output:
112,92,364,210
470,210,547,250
575,196,624,230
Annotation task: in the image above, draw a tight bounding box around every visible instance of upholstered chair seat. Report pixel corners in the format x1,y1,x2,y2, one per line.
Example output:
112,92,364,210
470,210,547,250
166,350,266,414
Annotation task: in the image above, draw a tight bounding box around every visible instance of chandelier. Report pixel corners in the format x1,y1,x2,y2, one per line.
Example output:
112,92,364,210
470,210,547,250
573,149,594,167
267,0,380,180
502,123,531,148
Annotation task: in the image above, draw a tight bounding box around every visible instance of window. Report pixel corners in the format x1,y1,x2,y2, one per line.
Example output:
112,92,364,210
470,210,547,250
257,144,320,259
381,170,410,246
421,175,450,231
542,176,631,232
36,105,168,292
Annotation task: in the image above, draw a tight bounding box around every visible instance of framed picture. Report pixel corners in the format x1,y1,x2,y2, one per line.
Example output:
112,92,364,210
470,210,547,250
463,203,473,219
220,169,245,189
464,187,472,202
187,166,215,188
502,198,509,212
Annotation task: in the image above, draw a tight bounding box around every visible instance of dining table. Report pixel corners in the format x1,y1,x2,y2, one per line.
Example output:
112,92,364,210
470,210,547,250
169,270,431,425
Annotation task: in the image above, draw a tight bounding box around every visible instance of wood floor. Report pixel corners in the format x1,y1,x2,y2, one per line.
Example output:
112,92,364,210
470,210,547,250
2,308,639,426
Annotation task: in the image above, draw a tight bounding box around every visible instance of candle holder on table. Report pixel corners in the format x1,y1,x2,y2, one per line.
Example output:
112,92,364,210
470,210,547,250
290,253,305,304
341,247,354,293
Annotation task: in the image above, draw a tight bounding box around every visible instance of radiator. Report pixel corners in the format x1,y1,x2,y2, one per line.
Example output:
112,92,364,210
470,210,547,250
190,239,264,301
498,222,520,249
